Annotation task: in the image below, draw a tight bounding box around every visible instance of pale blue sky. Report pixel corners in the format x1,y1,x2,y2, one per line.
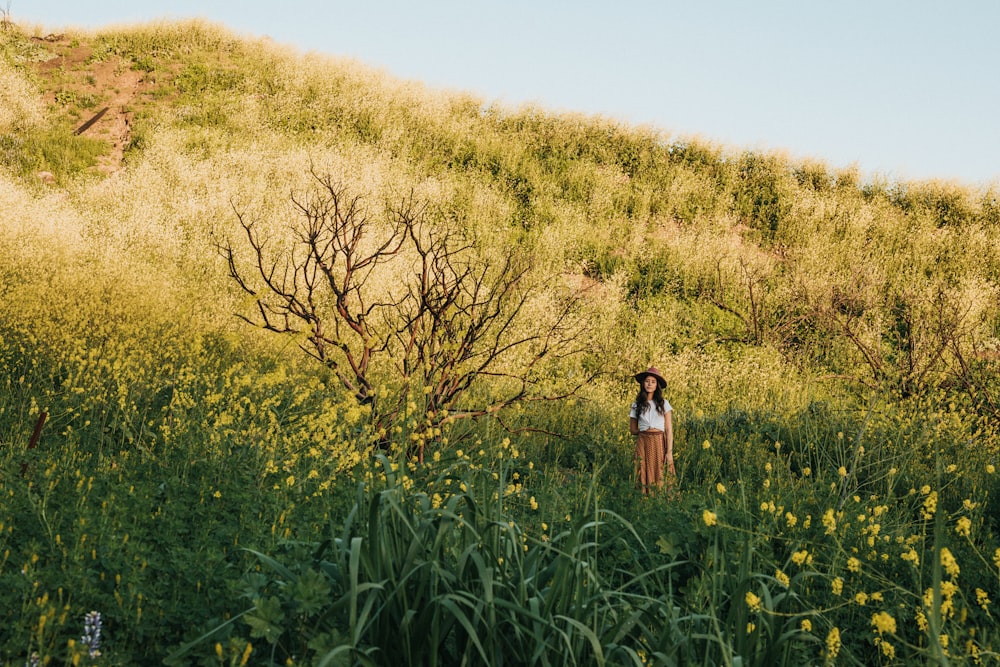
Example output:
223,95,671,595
13,1,1000,186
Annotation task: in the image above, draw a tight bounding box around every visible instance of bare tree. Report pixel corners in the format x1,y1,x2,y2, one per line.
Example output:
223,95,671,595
221,169,597,459
815,279,983,397
709,256,770,345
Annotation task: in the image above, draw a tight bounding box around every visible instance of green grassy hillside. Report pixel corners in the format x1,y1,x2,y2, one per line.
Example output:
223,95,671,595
1,19,999,666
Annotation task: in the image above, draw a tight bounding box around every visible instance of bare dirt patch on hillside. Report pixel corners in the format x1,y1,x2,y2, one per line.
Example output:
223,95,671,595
30,34,160,174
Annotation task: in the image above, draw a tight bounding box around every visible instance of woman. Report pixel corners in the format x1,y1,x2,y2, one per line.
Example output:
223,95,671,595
629,366,675,495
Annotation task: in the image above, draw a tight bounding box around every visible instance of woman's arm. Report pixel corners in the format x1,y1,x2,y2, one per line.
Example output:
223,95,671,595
629,417,639,436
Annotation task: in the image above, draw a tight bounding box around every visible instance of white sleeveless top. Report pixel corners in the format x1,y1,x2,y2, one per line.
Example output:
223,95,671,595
630,399,672,432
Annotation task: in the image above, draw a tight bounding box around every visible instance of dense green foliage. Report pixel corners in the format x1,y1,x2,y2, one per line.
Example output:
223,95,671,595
1,18,999,666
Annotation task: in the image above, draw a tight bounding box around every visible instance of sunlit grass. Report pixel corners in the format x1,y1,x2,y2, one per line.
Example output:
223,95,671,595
1,15,999,665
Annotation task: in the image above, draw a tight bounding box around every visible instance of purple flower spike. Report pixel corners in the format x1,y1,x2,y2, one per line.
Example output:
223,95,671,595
81,610,102,659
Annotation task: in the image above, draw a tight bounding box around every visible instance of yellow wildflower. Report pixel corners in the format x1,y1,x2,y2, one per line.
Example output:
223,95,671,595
826,627,841,659
745,591,762,612
800,619,812,632
871,611,896,635
847,557,861,573
855,592,869,605
956,517,971,537
702,440,711,450
775,569,790,588
822,509,837,535
976,588,991,611
702,510,718,527
716,483,726,494
791,550,809,566
831,577,843,596
921,491,938,520
940,547,960,578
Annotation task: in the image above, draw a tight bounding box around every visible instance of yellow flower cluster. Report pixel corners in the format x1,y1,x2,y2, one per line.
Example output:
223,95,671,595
871,610,896,635
901,547,920,567
920,490,938,520
875,637,896,659
822,508,837,535
940,547,960,578
825,627,841,659
791,549,810,566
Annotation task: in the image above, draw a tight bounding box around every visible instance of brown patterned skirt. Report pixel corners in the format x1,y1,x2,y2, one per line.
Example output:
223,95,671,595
635,429,666,490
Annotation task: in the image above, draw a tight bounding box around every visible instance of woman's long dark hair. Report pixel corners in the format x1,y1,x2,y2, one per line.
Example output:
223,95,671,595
635,385,666,416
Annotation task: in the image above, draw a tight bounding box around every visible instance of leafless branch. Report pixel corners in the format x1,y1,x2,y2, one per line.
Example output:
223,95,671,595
223,170,595,456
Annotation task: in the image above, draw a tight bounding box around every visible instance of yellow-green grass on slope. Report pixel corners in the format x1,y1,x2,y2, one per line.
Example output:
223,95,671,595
1,16,1000,665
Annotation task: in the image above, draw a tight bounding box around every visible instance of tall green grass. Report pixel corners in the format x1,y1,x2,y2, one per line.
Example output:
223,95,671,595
1,16,999,666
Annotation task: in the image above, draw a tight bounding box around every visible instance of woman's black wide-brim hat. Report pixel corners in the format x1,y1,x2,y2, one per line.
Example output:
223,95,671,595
634,366,666,389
